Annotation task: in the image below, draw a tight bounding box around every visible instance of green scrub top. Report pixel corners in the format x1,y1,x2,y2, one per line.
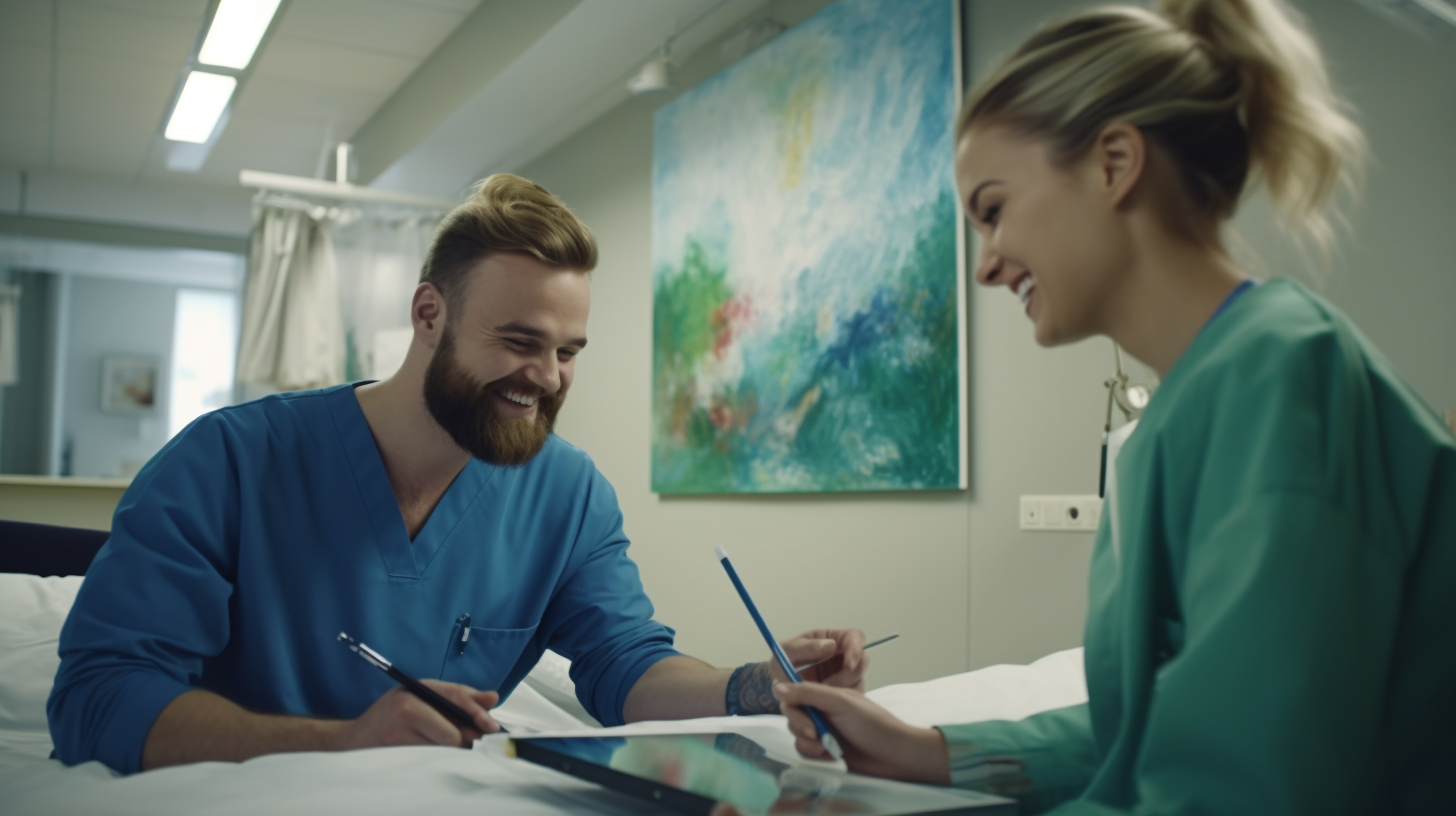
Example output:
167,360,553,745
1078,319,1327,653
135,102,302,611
939,279,1456,815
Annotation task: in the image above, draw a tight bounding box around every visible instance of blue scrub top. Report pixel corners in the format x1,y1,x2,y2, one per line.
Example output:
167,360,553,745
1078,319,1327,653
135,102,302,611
48,383,680,774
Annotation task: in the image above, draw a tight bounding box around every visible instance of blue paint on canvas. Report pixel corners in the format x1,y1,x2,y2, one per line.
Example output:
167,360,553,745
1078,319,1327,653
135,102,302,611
652,0,961,494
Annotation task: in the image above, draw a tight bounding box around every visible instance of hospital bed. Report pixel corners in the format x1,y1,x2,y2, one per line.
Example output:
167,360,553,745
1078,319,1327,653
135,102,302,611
0,523,1087,816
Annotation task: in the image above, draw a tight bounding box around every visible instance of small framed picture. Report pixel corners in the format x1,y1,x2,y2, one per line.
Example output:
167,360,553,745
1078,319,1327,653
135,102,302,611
101,356,159,413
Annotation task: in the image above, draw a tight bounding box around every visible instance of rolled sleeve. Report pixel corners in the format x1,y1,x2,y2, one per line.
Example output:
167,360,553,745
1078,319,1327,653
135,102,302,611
47,415,240,773
536,468,680,726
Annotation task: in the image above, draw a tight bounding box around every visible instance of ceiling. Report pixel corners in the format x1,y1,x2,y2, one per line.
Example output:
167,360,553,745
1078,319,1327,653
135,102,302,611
0,0,767,235
0,0,479,188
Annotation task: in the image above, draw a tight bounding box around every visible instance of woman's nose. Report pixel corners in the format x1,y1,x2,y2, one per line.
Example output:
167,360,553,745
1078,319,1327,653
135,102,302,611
973,245,1004,287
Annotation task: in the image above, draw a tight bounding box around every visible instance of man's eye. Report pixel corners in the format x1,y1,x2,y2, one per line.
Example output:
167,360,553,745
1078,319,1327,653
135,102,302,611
507,338,532,349
557,350,578,361
981,203,1002,225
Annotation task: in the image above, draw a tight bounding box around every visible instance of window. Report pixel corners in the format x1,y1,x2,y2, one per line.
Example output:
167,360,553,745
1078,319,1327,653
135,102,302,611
169,288,238,438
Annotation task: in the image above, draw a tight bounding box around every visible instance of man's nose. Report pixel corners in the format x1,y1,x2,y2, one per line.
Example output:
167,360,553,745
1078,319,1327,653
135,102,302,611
527,352,560,394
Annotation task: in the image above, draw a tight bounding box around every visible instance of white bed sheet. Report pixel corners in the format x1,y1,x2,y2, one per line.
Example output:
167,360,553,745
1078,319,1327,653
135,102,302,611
0,573,1087,815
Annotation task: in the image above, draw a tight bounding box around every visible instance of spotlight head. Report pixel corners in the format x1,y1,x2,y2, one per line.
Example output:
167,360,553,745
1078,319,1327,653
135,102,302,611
627,56,675,95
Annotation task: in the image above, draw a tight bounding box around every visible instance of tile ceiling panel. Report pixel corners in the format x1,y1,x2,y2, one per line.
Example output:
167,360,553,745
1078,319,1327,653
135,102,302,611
58,2,199,64
81,0,210,17
0,40,51,94
0,120,49,168
54,50,179,98
0,82,50,122
56,86,169,132
278,0,465,59
2,0,506,222
206,127,334,179
80,0,210,16
229,73,382,127
53,125,157,176
0,0,53,47
255,35,420,95
219,115,341,153
399,0,481,13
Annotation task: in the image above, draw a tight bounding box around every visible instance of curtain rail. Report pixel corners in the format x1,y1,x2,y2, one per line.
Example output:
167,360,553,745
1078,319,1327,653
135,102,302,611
239,170,459,211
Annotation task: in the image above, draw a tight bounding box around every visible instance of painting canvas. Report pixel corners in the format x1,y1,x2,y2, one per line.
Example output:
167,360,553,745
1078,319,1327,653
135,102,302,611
101,356,159,413
652,0,965,494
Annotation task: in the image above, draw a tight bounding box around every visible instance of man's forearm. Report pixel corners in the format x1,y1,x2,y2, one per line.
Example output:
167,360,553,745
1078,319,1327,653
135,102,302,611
622,656,780,722
622,655,731,722
142,689,348,771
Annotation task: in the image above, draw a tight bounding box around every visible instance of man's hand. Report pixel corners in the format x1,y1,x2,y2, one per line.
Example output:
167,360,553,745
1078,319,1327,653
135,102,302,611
774,628,868,690
774,680,951,785
728,629,869,716
143,681,503,770
622,630,868,723
343,680,502,749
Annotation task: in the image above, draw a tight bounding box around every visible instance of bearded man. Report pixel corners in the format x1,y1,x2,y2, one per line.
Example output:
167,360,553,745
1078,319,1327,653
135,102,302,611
48,175,867,775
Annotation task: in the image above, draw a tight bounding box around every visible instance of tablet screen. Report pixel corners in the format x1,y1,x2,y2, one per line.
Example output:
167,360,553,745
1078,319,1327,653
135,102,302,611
510,732,1014,816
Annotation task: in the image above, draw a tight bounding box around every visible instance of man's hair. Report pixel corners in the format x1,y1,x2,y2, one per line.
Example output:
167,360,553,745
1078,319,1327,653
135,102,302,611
419,174,598,309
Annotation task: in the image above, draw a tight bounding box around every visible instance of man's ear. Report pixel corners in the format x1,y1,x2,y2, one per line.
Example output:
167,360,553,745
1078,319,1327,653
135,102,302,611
1092,122,1146,209
412,282,447,349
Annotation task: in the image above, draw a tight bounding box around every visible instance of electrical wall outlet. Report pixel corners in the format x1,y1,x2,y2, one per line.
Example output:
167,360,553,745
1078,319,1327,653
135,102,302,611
1020,495,1102,532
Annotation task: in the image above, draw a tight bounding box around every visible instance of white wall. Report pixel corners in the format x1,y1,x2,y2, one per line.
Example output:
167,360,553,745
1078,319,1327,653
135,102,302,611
1231,1,1456,414
517,0,1455,684
62,276,178,479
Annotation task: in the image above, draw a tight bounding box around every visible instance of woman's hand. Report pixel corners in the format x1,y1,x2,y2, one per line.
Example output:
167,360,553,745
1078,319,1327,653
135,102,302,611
773,680,951,785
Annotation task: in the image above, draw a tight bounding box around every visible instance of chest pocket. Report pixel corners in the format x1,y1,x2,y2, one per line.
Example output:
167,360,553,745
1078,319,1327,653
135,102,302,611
439,622,539,692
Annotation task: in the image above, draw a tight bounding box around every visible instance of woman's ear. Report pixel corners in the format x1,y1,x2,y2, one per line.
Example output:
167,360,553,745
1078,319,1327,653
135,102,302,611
1093,122,1147,209
411,282,447,349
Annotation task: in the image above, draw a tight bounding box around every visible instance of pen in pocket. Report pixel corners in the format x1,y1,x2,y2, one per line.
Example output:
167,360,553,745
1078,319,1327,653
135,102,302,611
457,612,471,655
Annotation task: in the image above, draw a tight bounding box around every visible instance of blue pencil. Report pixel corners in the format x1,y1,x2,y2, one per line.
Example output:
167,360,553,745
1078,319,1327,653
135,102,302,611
715,546,844,761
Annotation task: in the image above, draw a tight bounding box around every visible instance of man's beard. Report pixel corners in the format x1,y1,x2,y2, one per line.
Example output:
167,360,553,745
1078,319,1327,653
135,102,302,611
422,328,564,466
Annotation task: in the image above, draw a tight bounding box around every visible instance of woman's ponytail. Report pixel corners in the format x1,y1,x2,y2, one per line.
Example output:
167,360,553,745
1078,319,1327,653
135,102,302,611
958,0,1365,251
1157,0,1365,248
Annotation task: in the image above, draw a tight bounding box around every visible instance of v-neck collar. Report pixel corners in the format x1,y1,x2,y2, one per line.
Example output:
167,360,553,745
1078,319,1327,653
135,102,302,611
324,383,499,580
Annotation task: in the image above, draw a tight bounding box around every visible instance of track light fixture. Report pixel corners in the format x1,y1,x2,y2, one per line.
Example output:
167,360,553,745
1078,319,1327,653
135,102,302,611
628,46,675,95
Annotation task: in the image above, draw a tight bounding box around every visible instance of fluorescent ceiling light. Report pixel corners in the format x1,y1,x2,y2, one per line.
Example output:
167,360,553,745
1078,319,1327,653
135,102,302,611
197,0,282,69
165,71,237,143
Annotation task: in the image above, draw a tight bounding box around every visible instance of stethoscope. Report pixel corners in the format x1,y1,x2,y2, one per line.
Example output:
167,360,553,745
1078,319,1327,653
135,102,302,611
1100,342,1153,499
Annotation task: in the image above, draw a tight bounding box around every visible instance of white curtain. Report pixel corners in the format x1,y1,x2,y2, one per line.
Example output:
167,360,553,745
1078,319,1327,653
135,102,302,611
329,211,439,381
236,202,443,394
236,207,345,391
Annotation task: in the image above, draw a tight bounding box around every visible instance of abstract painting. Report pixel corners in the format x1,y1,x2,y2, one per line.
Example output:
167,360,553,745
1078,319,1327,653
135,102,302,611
652,0,964,494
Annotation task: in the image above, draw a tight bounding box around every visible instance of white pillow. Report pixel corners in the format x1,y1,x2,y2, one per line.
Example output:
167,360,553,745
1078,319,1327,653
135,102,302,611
0,574,83,739
518,649,599,727
866,647,1088,728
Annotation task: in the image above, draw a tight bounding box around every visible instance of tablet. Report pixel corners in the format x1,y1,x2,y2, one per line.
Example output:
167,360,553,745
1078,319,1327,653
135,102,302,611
509,732,1015,816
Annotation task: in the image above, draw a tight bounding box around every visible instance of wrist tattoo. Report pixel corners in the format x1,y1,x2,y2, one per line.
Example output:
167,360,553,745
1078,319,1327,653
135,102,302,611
726,661,780,716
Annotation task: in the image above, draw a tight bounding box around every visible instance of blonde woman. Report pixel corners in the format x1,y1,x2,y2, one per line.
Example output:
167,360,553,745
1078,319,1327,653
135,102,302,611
774,1,1456,813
